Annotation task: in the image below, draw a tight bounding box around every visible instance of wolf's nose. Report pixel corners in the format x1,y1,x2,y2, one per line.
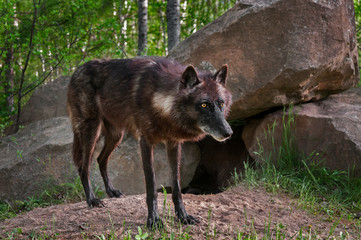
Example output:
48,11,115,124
223,129,233,139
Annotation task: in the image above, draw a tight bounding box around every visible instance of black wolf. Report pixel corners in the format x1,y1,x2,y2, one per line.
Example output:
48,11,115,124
67,57,233,228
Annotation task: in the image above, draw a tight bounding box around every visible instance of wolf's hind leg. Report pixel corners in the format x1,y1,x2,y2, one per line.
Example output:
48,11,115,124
97,119,124,198
77,119,103,208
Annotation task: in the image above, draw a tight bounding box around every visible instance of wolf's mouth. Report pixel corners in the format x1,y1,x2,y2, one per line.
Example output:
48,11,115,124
199,125,233,142
211,135,232,142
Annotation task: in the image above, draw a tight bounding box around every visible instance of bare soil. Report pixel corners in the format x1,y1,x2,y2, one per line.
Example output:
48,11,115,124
0,185,358,239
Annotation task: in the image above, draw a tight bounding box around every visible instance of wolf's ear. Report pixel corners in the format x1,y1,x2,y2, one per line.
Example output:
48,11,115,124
180,65,200,89
213,65,228,86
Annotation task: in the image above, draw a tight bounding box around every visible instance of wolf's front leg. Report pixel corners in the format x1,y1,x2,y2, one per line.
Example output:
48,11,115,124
166,141,199,225
140,137,162,229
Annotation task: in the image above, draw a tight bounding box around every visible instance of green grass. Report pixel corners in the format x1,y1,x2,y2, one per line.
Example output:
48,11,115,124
235,105,361,221
0,176,105,221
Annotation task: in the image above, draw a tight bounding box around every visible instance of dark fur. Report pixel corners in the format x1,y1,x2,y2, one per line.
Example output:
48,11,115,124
67,57,232,228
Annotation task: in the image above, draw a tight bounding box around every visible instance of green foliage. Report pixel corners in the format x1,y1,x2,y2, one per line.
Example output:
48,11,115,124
0,0,236,130
135,227,149,240
180,0,235,38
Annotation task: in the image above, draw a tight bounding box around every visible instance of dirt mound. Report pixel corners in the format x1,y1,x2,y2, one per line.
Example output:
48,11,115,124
0,186,355,239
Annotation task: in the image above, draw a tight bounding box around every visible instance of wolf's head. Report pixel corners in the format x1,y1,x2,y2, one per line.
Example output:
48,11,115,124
179,64,233,142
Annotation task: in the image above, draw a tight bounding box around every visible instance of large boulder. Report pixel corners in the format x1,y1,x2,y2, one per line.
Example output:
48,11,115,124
5,76,70,135
0,117,200,201
0,117,74,201
242,88,361,173
169,0,359,120
20,76,70,125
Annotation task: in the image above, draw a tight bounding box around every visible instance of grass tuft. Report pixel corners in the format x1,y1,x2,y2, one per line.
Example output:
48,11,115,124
0,177,104,221
241,105,361,220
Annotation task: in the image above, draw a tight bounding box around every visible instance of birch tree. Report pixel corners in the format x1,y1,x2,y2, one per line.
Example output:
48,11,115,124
138,0,148,56
166,0,180,51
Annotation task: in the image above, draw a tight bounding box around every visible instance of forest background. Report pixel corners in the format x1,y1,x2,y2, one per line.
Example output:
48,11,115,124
0,0,360,133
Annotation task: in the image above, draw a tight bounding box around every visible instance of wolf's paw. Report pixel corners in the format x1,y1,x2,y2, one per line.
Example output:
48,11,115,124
107,189,124,198
146,217,163,230
178,214,199,225
87,198,105,208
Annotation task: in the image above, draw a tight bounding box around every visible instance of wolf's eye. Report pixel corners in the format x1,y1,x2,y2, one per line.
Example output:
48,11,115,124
220,103,224,108
201,103,207,108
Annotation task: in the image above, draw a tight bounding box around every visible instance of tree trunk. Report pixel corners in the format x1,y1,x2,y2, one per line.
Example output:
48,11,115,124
138,0,148,56
4,45,15,114
15,0,39,132
167,0,180,51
